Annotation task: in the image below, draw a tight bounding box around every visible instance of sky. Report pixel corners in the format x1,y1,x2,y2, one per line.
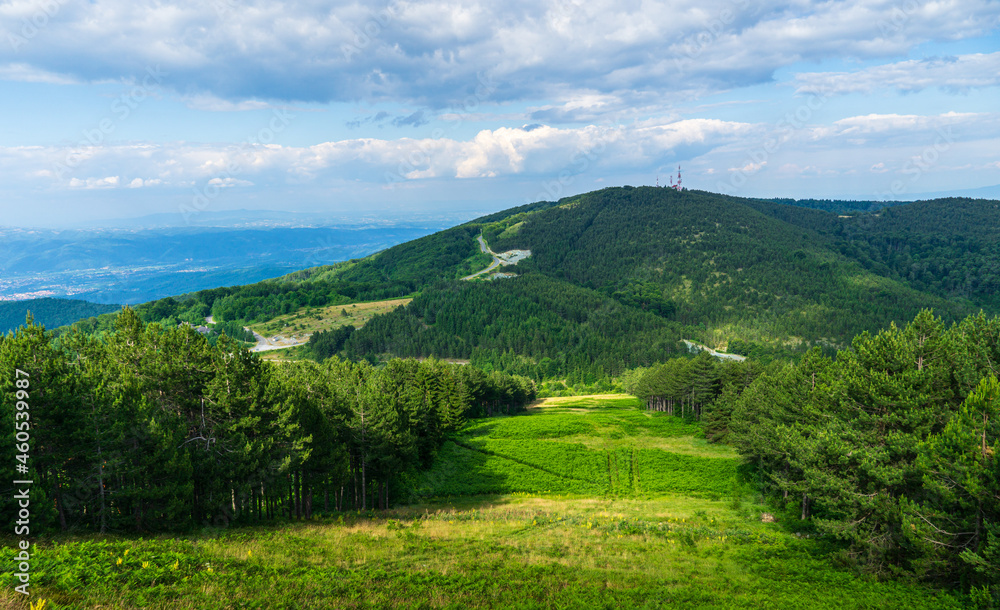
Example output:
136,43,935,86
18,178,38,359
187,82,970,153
1,0,999,228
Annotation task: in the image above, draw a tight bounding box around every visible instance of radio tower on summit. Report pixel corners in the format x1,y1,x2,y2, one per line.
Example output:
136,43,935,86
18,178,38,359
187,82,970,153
667,165,682,191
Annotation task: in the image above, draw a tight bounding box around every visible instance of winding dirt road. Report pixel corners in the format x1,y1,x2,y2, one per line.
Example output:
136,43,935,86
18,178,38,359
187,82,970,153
461,235,531,280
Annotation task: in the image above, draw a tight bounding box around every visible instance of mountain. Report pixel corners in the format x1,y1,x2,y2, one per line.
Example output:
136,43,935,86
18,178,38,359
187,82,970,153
750,196,1000,310
61,187,1000,377
330,187,976,370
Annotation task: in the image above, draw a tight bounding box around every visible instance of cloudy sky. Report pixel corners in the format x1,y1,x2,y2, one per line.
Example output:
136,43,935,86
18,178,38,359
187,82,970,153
1,0,999,227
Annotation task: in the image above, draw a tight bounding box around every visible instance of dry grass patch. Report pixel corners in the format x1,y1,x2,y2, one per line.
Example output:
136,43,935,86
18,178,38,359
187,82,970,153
253,297,413,337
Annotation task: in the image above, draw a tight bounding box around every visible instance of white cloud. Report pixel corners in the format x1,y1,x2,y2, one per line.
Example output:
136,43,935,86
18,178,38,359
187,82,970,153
207,177,254,187
829,111,981,134
180,95,281,112
794,52,1000,96
127,178,163,188
730,161,766,173
1,0,998,109
0,118,752,189
68,176,120,189
798,111,999,149
0,63,79,85
1,109,996,208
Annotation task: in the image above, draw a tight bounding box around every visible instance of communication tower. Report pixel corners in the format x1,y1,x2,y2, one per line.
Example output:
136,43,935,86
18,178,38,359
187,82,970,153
665,165,682,191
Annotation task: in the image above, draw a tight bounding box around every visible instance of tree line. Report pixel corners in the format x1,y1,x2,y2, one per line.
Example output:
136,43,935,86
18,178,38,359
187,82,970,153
720,310,998,595
623,351,763,439
0,310,535,534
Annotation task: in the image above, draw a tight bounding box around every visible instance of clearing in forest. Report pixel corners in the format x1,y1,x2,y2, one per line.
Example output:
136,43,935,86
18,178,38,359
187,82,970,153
412,394,740,498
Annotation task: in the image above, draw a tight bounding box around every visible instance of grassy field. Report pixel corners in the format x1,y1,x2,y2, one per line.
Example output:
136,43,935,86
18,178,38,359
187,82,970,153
409,396,740,499
1,396,965,609
252,298,413,338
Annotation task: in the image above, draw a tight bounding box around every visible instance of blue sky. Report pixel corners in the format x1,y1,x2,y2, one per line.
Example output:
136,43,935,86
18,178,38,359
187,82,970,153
1,0,999,228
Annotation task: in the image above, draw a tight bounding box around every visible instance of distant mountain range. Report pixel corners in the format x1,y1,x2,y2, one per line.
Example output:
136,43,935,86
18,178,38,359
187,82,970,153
60,208,497,230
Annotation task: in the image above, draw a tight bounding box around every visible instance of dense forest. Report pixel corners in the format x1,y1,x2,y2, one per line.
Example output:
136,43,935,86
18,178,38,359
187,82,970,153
342,274,685,378
753,197,1000,311
1,311,534,533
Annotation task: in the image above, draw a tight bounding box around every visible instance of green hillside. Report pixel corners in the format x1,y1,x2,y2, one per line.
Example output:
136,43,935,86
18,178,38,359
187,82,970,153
332,188,986,372
483,187,969,341
0,297,118,335
748,197,1000,308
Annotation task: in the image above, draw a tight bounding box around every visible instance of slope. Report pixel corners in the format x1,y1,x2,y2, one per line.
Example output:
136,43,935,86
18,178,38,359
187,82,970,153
747,197,1000,310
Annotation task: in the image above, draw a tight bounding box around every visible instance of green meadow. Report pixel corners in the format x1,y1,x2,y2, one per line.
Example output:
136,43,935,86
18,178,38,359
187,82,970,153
2,396,963,609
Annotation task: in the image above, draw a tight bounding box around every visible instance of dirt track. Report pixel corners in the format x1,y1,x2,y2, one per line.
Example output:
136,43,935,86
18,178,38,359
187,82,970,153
461,235,531,280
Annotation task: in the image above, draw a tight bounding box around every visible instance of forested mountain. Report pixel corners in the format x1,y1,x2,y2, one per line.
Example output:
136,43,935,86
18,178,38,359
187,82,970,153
482,187,969,344
53,187,1000,379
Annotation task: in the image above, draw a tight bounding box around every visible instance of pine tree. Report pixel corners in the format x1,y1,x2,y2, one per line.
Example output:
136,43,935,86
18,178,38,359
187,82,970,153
904,375,1000,592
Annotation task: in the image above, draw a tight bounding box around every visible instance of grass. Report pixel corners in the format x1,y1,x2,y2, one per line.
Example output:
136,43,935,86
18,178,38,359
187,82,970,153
2,497,962,609
0,396,966,609
412,395,740,499
252,297,413,338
